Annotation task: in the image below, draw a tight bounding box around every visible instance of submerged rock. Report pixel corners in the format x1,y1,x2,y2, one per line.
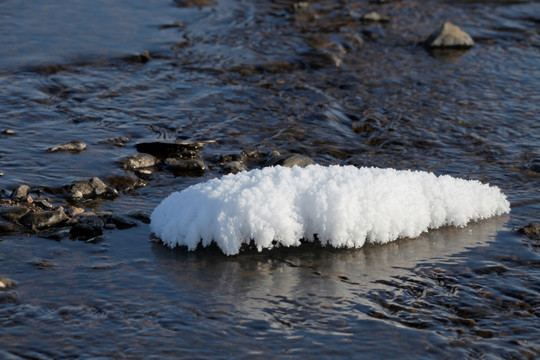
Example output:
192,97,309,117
127,210,151,224
48,140,87,152
519,223,540,240
2,129,16,135
278,154,315,168
426,21,474,48
0,206,30,222
0,220,18,233
122,153,158,169
19,207,67,230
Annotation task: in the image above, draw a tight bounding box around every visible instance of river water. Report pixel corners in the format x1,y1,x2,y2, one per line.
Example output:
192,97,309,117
0,0,539,358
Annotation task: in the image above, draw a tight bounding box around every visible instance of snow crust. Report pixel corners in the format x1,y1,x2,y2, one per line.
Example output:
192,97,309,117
150,165,510,255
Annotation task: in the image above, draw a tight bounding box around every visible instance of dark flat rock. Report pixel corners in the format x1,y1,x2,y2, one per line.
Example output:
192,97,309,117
19,207,67,230
136,141,202,159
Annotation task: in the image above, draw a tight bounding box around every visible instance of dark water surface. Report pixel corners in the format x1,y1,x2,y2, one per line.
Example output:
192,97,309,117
1,0,539,358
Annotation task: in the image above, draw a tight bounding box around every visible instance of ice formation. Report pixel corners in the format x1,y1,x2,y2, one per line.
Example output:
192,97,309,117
150,165,510,255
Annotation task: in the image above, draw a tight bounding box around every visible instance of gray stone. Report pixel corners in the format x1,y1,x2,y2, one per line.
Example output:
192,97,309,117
19,207,67,230
426,21,474,48
359,12,389,23
0,220,18,233
2,129,16,135
127,210,151,224
281,154,315,168
68,177,118,200
48,140,87,152
11,185,30,201
123,153,158,169
35,199,54,210
106,214,138,229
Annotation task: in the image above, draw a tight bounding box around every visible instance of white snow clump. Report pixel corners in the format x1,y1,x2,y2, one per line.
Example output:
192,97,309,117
150,165,510,255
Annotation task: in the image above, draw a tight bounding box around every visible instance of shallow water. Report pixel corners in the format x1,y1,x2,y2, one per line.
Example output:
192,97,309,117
1,0,539,358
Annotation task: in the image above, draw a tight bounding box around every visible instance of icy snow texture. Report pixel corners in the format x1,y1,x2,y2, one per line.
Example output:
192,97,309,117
150,165,510,255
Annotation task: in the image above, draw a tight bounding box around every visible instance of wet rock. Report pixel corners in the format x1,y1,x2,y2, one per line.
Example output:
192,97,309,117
20,207,67,230
98,136,130,147
123,153,158,170
70,213,104,240
519,223,540,240
11,185,30,201
164,158,206,175
105,174,148,192
68,177,118,200
127,210,151,224
28,258,57,269
136,141,203,159
300,42,346,68
281,154,315,168
0,206,30,222
426,21,474,48
103,214,138,229
174,0,214,7
0,276,16,289
0,171,4,176
0,220,18,233
223,161,247,174
48,140,87,152
527,159,540,174
2,129,16,135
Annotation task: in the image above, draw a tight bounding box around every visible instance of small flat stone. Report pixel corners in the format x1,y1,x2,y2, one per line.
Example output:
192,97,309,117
127,210,151,224
359,11,389,23
0,206,30,222
426,21,474,48
2,129,16,135
68,177,118,200
70,213,105,240
123,153,158,169
48,140,87,152
106,214,138,230
35,199,54,210
136,141,202,159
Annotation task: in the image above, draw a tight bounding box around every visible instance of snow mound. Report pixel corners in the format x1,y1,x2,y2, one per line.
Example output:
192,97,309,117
150,165,510,255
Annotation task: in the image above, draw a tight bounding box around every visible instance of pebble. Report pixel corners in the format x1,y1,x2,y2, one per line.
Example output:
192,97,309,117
426,21,474,48
0,276,16,289
11,185,30,202
19,207,67,230
2,129,16,135
123,153,158,169
357,11,389,23
48,140,87,152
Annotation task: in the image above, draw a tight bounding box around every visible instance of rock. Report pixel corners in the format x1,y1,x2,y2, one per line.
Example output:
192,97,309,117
164,158,206,175
527,159,540,174
0,171,3,176
104,214,138,230
11,185,30,201
19,207,67,230
135,141,203,159
123,153,158,169
281,154,315,168
98,137,130,147
426,21,474,48
127,210,151,224
2,129,16,135
68,177,118,200
0,220,18,233
223,161,246,174
70,213,104,240
48,140,87,152
519,223,540,240
0,276,16,289
28,258,57,269
0,206,30,222
105,174,148,191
